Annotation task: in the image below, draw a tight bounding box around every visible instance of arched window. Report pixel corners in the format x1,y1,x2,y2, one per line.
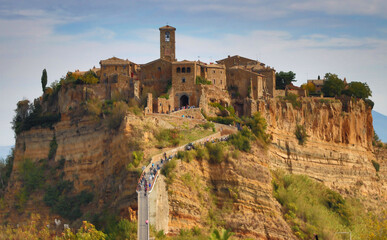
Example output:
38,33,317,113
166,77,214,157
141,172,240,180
165,32,170,42
187,67,191,73
182,67,186,73
176,67,181,73
182,77,186,83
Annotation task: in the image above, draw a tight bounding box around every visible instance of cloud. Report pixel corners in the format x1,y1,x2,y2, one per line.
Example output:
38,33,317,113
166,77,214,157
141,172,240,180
0,4,386,146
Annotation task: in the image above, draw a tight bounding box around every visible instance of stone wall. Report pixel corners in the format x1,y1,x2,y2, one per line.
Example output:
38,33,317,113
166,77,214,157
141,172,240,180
257,67,275,97
149,175,169,233
172,61,200,108
140,59,172,97
226,67,263,100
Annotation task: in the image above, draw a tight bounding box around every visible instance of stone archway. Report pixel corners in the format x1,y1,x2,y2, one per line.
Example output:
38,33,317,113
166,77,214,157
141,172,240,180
180,95,189,107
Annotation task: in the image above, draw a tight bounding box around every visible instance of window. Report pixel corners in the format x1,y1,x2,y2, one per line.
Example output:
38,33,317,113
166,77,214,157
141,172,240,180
176,67,181,73
182,77,186,83
182,67,186,73
158,67,161,72
115,66,117,71
213,79,216,84
187,67,191,73
123,65,126,69
213,70,215,73
165,32,170,42
104,73,106,77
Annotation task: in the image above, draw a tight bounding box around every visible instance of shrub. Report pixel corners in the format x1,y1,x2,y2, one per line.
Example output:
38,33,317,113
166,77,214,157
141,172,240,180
19,159,44,194
156,128,181,147
200,122,215,130
372,160,380,172
295,125,308,145
177,150,196,163
284,93,301,109
161,159,177,186
106,101,128,130
196,76,212,85
132,151,144,168
48,136,58,159
195,145,209,161
206,143,225,164
243,112,269,143
272,171,354,239
228,131,251,152
106,219,137,240
62,221,106,240
86,98,103,118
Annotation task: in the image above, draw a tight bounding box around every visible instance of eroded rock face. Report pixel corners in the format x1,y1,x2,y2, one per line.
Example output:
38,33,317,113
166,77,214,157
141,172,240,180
258,98,386,209
167,146,297,240
2,114,149,225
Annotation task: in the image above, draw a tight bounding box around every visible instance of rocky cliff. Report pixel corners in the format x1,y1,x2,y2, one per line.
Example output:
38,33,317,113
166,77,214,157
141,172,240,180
166,145,297,239
257,98,385,209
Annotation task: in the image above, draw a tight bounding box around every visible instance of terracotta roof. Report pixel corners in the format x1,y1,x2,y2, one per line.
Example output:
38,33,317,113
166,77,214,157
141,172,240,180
141,58,172,66
172,60,196,64
216,55,258,64
159,25,176,30
100,57,133,65
229,66,262,76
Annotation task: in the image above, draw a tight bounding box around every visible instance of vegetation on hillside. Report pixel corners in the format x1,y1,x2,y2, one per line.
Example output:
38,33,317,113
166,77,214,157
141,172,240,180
196,76,212,85
12,99,61,135
272,170,387,240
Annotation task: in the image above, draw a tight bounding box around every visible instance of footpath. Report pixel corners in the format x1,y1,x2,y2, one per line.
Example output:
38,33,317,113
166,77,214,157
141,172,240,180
137,122,237,240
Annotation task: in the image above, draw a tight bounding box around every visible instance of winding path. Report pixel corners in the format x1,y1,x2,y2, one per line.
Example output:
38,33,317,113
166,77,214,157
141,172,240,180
136,122,236,240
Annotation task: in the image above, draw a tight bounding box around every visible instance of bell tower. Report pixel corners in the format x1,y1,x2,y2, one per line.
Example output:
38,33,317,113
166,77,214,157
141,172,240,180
159,25,176,62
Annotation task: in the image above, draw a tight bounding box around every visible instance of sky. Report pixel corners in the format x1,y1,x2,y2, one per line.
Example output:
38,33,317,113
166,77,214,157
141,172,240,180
0,0,386,146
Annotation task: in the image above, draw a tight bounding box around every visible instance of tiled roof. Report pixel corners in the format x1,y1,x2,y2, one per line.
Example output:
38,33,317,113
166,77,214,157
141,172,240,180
159,25,176,30
100,57,132,65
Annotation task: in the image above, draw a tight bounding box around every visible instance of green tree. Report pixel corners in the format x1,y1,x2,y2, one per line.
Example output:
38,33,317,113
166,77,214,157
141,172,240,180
322,73,344,97
275,71,296,90
344,81,372,99
209,228,234,240
301,82,316,95
41,69,47,93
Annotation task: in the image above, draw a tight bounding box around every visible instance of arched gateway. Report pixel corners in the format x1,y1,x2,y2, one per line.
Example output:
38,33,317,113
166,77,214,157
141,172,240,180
180,95,189,107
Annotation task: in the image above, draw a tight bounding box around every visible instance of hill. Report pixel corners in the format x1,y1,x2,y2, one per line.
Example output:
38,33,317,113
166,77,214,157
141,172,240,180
373,110,387,142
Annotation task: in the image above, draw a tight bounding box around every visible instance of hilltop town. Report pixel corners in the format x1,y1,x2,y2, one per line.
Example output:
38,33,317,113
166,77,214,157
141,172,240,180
0,25,385,240
69,25,280,116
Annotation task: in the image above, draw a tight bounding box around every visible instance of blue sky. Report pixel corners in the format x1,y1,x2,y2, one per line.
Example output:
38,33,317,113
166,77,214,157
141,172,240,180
0,0,386,146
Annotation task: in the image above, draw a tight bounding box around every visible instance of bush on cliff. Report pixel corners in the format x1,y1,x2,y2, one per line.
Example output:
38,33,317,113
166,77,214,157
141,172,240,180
295,124,308,145
105,101,128,130
12,100,61,135
271,170,374,240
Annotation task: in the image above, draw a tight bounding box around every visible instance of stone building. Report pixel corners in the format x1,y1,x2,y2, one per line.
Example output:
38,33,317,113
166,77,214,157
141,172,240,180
217,55,276,97
88,25,281,116
99,57,139,84
226,66,264,100
140,58,172,97
307,79,325,94
159,25,176,62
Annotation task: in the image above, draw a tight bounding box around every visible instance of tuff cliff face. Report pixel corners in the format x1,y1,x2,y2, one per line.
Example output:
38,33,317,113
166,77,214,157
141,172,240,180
2,115,141,224
167,145,297,240
258,98,386,209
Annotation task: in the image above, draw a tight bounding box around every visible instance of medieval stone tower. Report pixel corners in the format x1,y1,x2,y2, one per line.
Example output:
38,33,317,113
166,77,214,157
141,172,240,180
159,25,176,62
